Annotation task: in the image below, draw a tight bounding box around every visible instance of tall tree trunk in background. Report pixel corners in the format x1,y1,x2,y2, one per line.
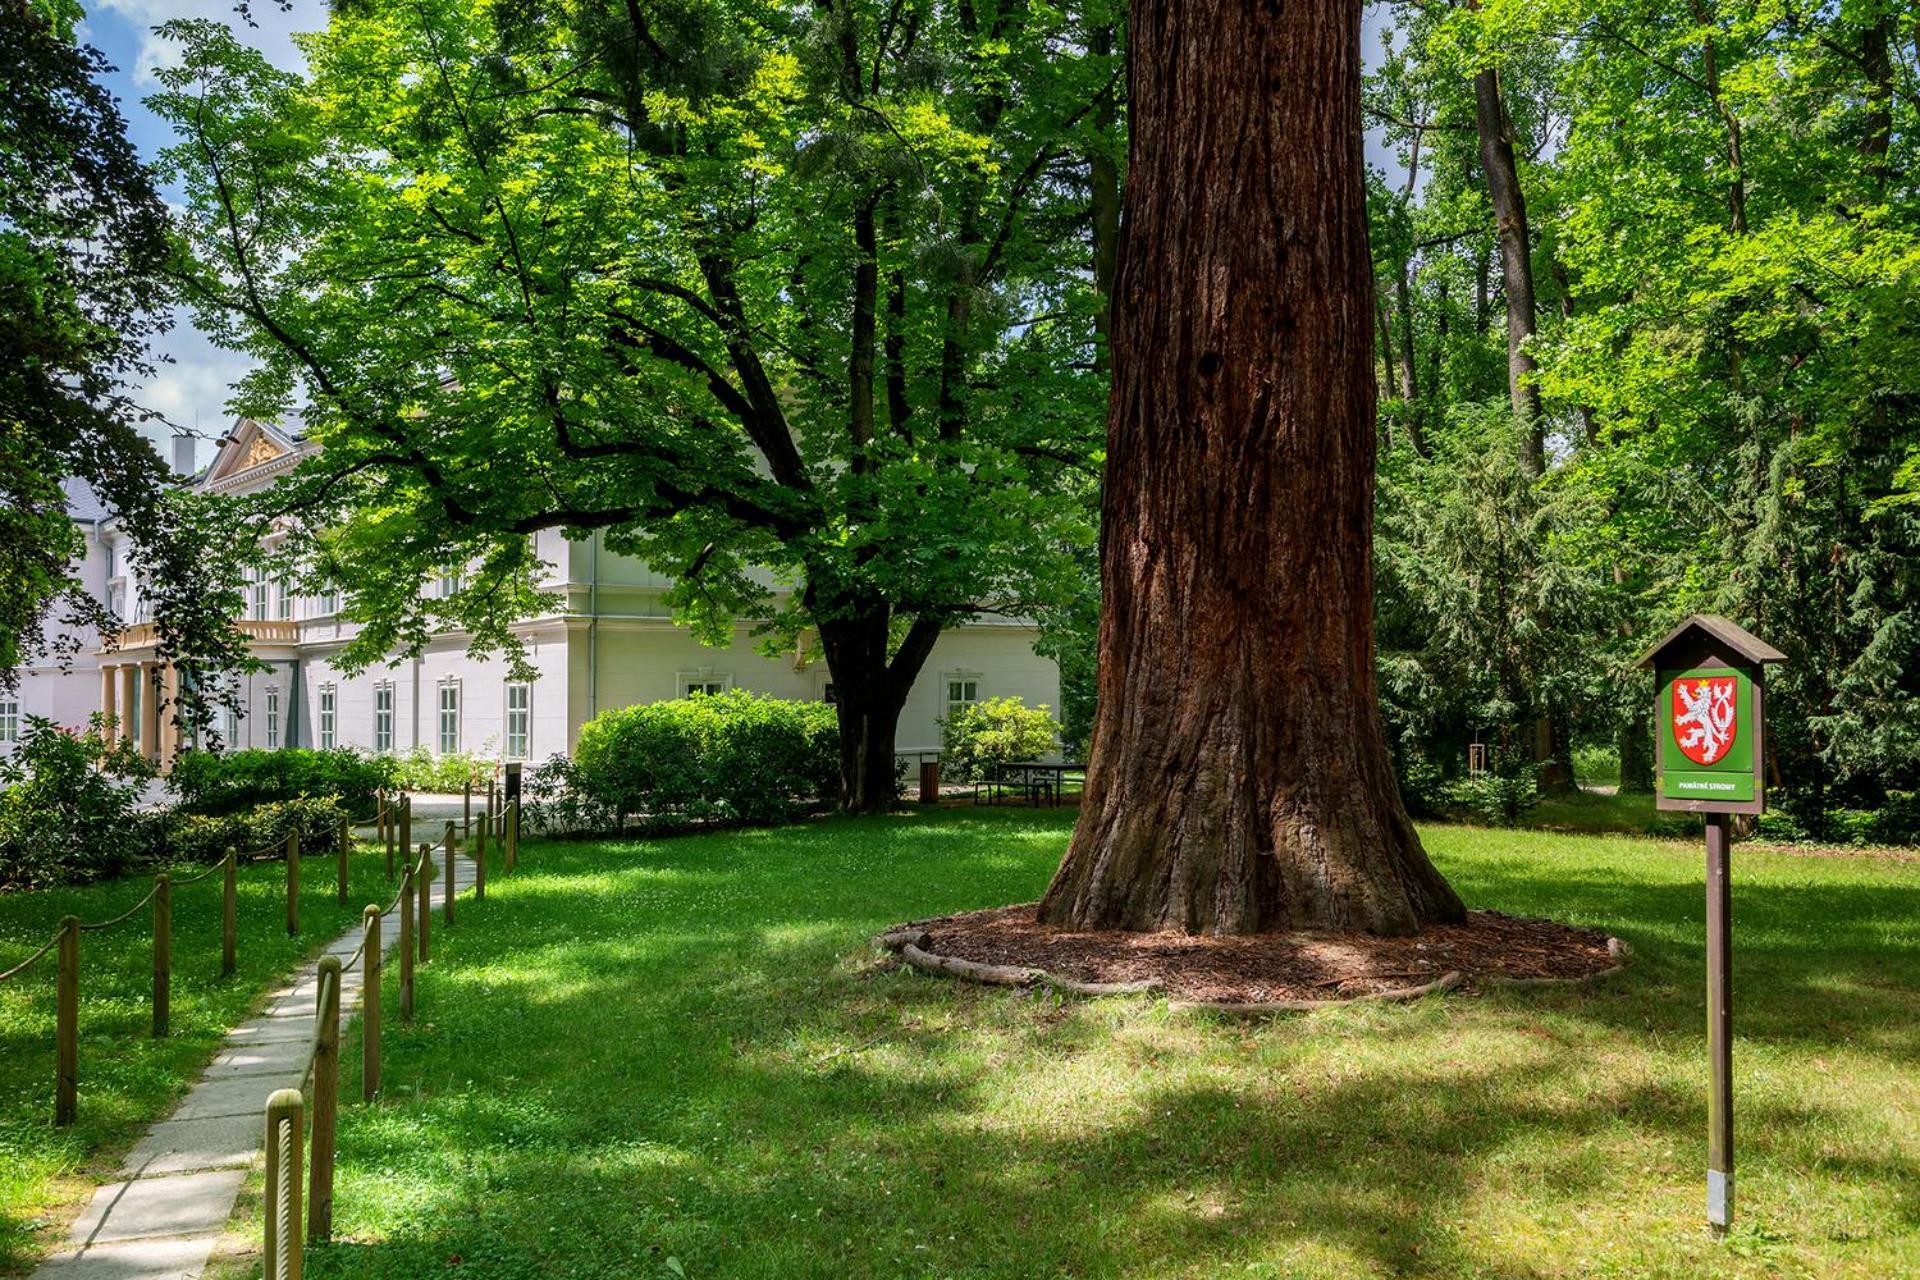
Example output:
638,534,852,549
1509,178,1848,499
1089,18,1122,375
1377,296,1401,400
1039,0,1465,936
815,601,942,813
1860,9,1893,183
1471,61,1545,476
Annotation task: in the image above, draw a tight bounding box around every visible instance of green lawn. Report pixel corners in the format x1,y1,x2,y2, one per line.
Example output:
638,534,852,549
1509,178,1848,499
193,808,1917,1280
0,844,396,1272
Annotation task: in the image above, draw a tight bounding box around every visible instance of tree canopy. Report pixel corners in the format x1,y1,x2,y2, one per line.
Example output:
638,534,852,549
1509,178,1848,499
159,0,1113,806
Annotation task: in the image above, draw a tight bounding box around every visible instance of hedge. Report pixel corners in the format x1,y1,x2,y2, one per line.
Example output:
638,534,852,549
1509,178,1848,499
168,748,391,817
571,691,839,829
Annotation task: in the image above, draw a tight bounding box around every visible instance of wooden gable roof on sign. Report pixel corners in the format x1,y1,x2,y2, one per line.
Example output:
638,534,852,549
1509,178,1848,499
1635,614,1787,671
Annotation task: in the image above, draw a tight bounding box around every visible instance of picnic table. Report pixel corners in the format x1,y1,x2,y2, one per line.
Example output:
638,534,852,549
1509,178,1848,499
976,761,1084,808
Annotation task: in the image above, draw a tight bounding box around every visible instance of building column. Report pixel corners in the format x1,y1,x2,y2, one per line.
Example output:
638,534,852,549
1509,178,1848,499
119,665,140,756
100,665,118,743
140,662,161,763
158,663,181,771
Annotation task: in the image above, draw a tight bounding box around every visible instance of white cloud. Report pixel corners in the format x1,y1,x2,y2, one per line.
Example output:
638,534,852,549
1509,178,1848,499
95,0,320,86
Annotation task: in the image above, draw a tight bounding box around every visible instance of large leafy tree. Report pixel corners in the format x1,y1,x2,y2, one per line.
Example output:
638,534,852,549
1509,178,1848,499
0,0,247,721
158,0,1108,807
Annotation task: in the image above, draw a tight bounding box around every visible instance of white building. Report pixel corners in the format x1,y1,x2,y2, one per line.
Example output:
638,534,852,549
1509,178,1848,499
3,422,1059,771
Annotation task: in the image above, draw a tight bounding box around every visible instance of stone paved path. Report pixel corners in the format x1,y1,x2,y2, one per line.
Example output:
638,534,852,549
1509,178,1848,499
34,834,480,1279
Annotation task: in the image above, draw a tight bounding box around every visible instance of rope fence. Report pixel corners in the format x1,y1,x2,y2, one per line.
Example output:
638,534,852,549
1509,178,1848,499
263,805,522,1265
0,789,477,1127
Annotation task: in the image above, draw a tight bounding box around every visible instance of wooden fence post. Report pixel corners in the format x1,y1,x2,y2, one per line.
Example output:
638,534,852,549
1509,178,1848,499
308,956,341,1244
221,847,236,977
417,843,432,964
463,778,472,838
400,793,412,855
361,906,380,1101
474,810,487,902
285,832,300,936
263,1088,305,1280
399,860,415,1022
443,820,456,926
505,800,518,873
152,874,171,1038
336,818,350,907
55,915,78,1126
382,790,395,873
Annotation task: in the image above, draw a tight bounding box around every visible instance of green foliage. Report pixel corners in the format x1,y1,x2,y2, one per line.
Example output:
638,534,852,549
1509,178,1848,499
154,0,1107,802
1368,1,1920,838
940,696,1059,781
0,1,252,726
570,691,839,830
165,795,349,864
1445,765,1543,827
380,747,492,796
168,748,391,817
0,715,156,889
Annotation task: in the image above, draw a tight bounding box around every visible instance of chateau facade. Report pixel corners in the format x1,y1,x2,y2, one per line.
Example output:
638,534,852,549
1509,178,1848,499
5,421,1060,770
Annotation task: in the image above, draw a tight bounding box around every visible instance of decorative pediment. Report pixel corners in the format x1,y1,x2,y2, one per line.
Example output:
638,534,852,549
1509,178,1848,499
202,418,304,489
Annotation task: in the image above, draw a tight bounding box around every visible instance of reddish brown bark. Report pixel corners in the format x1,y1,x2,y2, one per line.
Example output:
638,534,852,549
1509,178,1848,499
1038,0,1465,936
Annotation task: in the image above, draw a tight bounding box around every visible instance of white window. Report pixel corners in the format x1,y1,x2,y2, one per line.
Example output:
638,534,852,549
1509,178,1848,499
274,578,291,620
319,590,339,616
318,685,337,750
820,682,837,705
222,704,239,747
265,686,280,749
438,681,461,753
373,683,394,752
944,674,981,722
0,699,18,744
505,682,530,760
435,562,464,598
677,670,731,698
250,570,267,621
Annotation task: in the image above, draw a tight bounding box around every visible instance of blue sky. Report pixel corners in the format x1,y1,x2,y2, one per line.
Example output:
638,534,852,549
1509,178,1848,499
77,1,1402,469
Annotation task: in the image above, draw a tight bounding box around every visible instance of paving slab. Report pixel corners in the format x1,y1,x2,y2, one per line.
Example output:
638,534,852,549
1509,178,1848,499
203,1036,315,1079
224,1017,318,1045
34,1236,218,1279
119,1114,261,1176
167,1073,293,1122
65,1171,246,1246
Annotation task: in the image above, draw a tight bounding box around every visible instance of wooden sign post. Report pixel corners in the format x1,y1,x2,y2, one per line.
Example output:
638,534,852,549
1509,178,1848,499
1637,614,1784,1235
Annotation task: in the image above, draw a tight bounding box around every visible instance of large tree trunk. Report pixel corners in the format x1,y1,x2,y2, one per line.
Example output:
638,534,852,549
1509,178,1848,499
1038,0,1465,937
1470,62,1545,476
816,605,942,813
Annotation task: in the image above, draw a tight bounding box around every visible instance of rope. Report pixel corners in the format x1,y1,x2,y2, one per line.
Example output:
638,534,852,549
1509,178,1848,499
171,859,226,886
79,881,161,932
275,1115,295,1276
0,930,62,984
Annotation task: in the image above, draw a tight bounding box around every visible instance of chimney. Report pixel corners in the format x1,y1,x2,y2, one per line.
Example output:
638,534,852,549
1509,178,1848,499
171,433,196,477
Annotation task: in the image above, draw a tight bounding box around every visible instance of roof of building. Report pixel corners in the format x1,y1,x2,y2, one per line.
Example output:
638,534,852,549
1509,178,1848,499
61,476,113,522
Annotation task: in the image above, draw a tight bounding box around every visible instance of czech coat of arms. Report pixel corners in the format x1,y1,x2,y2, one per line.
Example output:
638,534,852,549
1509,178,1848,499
1672,676,1738,766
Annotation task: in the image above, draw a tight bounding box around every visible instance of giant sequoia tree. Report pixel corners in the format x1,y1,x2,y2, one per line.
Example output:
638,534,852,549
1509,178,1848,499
1038,0,1465,935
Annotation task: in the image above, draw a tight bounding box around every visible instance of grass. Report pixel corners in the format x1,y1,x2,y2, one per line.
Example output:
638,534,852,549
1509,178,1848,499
190,808,1918,1280
0,843,397,1272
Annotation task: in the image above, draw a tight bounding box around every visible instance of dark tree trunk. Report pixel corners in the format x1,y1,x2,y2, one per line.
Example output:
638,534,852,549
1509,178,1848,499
1038,0,1465,936
1471,62,1544,475
1618,710,1654,794
816,605,942,813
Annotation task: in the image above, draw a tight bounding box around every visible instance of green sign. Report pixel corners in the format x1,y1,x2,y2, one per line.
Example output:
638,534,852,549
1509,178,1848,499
1657,667,1755,804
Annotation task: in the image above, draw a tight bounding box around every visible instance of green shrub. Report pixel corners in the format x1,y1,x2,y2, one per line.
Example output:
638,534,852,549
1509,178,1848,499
519,755,620,836
165,796,350,864
169,748,391,817
571,691,839,830
1445,765,1542,826
940,696,1059,782
0,715,158,888
381,747,494,794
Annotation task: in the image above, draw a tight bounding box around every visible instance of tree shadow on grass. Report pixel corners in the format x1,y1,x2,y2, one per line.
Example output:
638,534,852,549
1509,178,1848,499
277,820,1916,1279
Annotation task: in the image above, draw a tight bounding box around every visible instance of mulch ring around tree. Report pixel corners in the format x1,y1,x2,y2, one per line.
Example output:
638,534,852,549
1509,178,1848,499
876,905,1629,1013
